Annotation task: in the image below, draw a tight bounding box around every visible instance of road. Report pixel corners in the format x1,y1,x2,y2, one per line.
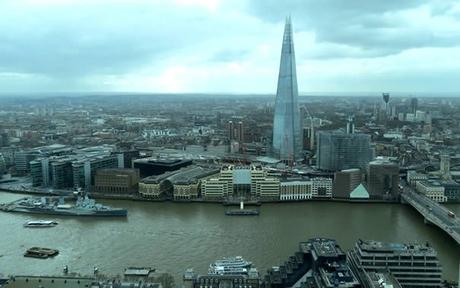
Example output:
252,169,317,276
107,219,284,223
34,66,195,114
401,183,460,245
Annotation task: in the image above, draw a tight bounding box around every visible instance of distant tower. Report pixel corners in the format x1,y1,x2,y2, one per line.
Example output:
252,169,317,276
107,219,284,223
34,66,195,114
373,103,378,120
0,153,6,175
301,104,315,151
228,120,244,144
272,17,302,161
440,153,451,180
227,121,234,141
382,93,390,105
346,115,355,134
410,97,418,114
236,121,244,143
382,93,390,117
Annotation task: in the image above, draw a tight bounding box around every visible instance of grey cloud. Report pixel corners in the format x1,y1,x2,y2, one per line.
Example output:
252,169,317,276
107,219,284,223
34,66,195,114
298,43,390,60
0,32,171,77
247,0,460,57
247,0,423,23
209,49,251,62
0,3,214,77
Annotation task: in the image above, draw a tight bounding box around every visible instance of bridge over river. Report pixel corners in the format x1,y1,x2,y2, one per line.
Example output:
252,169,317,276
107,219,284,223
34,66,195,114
402,188,460,245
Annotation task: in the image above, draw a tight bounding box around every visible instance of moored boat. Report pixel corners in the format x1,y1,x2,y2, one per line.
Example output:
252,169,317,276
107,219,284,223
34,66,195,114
0,192,127,217
208,256,252,275
225,209,259,216
23,220,58,228
24,247,59,259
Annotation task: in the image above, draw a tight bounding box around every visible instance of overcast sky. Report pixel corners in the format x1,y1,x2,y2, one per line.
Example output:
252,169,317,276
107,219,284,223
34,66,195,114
1,0,460,95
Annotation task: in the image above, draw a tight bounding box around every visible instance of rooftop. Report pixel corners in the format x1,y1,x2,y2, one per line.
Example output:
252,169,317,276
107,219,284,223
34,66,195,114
418,179,444,187
281,180,311,186
255,156,281,164
341,168,361,173
134,157,192,166
96,168,139,176
318,264,359,288
357,239,437,255
369,159,398,166
311,240,341,258
141,165,219,185
29,146,118,166
350,184,369,199
299,238,344,258
168,166,219,185
365,271,402,288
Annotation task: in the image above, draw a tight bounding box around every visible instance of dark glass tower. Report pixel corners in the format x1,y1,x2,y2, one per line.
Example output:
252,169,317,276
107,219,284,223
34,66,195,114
272,17,302,161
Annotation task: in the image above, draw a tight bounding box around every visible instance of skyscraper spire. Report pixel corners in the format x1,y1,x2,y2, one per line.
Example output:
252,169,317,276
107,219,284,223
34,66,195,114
272,17,301,161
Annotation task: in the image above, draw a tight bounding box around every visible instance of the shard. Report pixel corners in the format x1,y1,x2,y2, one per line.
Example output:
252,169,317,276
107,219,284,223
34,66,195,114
272,17,302,161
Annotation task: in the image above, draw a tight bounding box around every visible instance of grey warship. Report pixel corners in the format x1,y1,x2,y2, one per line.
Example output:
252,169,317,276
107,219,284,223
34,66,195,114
0,191,127,217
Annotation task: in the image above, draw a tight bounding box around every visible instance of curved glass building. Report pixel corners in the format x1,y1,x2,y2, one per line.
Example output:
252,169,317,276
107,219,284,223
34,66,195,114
272,17,302,161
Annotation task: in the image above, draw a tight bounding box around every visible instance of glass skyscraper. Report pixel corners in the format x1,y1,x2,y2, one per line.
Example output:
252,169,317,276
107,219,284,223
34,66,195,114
272,17,302,161
316,131,373,172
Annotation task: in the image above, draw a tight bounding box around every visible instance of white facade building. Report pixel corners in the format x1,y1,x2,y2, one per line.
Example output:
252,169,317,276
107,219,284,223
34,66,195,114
416,180,447,203
280,181,312,200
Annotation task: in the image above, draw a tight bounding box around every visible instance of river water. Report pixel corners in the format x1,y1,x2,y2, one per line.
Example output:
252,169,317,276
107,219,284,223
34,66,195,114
0,192,459,282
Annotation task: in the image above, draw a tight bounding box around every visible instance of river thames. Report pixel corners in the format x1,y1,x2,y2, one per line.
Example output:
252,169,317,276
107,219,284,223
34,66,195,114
0,192,459,282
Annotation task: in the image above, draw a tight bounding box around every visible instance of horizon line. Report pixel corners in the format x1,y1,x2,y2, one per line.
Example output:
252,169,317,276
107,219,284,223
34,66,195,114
0,91,460,97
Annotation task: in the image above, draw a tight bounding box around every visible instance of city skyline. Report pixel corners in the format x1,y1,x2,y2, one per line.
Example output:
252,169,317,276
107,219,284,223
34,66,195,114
1,79,460,283
1,0,460,94
1,1,460,285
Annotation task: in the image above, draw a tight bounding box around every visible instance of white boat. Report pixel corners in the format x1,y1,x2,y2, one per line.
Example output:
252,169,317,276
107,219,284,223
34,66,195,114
208,256,252,275
213,256,252,268
23,220,58,228
209,266,248,275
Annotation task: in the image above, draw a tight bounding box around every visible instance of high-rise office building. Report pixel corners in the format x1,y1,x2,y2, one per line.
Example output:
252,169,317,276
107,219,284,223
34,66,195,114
316,131,373,172
332,169,362,199
50,160,73,189
94,168,140,195
440,153,451,180
15,144,72,175
116,149,140,169
382,93,390,118
0,153,6,175
0,131,8,147
367,158,399,199
30,146,122,191
264,238,360,288
346,115,355,134
410,97,418,114
72,154,122,190
15,151,40,175
228,120,244,143
302,126,315,151
348,239,443,288
272,17,302,161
